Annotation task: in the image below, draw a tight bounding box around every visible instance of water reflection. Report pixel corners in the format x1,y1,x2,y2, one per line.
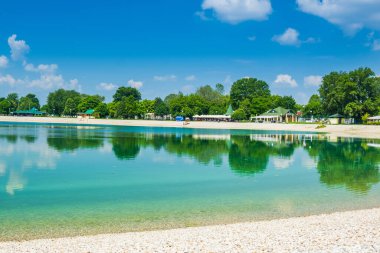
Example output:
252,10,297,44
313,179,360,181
0,125,380,195
305,139,380,193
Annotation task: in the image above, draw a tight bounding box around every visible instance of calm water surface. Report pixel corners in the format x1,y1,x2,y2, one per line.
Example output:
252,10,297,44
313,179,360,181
0,123,380,241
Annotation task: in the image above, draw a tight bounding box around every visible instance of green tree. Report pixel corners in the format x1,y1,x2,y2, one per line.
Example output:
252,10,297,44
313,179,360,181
319,67,380,120
46,89,81,115
113,87,141,102
273,96,297,111
154,97,169,117
231,109,246,121
303,94,323,117
0,99,11,114
215,83,225,95
18,94,40,110
63,98,77,116
138,99,155,116
230,78,271,109
77,95,104,112
7,93,19,112
95,103,109,118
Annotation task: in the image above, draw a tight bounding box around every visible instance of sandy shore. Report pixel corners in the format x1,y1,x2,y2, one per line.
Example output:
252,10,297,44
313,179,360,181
0,116,380,139
0,208,379,253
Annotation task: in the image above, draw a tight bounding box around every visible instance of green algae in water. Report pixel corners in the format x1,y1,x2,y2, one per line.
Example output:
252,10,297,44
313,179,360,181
0,123,380,241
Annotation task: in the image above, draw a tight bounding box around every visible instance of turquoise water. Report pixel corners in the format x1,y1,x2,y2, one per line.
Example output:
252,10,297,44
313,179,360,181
0,123,380,241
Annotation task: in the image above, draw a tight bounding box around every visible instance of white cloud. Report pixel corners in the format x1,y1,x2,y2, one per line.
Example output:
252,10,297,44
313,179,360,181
0,74,22,86
248,35,256,41
297,0,380,34
8,34,30,60
273,28,301,46
0,56,8,68
128,79,143,89
274,74,298,88
304,75,322,87
154,75,177,81
201,0,272,24
185,75,196,81
24,63,58,73
28,74,65,89
98,82,118,91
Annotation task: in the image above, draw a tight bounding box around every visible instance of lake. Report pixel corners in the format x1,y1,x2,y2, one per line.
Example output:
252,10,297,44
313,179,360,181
0,123,380,241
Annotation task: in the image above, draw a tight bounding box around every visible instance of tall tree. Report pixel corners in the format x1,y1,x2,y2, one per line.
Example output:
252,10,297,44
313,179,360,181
7,93,19,112
319,67,380,120
77,95,105,112
154,97,169,117
113,87,141,102
303,94,323,117
18,94,40,110
230,78,271,109
46,89,81,115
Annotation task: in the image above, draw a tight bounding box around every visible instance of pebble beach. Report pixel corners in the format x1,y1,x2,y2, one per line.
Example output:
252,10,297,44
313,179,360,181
1,208,379,253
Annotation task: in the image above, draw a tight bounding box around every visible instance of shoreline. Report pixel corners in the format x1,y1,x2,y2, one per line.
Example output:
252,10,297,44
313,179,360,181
1,208,379,252
1,116,380,139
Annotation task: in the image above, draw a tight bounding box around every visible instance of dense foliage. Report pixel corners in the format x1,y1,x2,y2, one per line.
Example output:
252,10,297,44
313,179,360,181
1,67,379,120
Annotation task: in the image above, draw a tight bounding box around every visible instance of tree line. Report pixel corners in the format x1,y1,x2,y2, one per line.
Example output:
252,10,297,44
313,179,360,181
0,67,379,121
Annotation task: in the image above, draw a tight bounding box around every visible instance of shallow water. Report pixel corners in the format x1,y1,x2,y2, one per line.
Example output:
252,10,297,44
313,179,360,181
0,123,379,241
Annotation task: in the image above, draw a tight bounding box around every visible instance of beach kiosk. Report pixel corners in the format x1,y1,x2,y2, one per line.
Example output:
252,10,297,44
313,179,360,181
368,116,380,124
11,107,45,117
328,113,344,124
78,109,96,119
251,107,297,123
192,105,234,122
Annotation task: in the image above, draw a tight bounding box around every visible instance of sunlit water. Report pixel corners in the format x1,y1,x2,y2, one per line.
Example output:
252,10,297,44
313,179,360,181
0,123,379,241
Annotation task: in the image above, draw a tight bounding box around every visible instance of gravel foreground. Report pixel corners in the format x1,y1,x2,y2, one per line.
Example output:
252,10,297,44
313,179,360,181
1,208,379,253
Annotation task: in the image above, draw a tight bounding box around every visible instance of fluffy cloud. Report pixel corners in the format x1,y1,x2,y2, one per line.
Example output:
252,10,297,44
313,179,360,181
128,79,143,89
273,28,301,46
154,75,177,81
0,56,8,68
185,75,196,81
8,34,30,60
24,63,58,73
98,82,118,91
304,75,322,87
201,0,272,24
274,74,298,88
297,0,380,34
28,74,65,89
0,74,22,86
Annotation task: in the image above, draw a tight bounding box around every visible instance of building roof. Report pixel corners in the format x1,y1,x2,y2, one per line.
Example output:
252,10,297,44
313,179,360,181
368,116,380,120
225,105,234,116
261,107,294,117
79,109,95,115
12,107,45,115
329,113,344,118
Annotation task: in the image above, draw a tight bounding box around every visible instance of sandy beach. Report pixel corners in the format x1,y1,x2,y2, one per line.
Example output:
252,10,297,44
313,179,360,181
0,116,380,139
0,208,379,253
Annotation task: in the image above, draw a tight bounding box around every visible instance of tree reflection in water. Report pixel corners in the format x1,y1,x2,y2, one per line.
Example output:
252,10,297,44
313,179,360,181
43,127,380,193
305,138,380,193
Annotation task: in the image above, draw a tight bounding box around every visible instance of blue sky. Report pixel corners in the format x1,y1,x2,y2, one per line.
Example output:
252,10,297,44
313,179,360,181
0,0,379,104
